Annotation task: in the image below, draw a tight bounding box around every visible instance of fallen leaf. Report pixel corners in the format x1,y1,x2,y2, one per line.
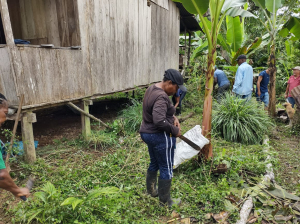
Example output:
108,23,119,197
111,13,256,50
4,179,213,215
274,215,293,221
171,211,180,219
213,211,228,222
204,213,212,220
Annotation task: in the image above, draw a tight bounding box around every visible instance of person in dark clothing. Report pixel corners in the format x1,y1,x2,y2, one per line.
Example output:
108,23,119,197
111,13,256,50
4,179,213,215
139,69,186,208
214,66,230,102
172,88,187,115
0,94,30,199
256,69,270,109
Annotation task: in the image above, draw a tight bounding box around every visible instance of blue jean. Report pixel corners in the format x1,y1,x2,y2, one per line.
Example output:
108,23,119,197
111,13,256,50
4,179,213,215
236,93,252,102
217,83,230,102
287,97,295,108
140,132,176,180
256,92,269,107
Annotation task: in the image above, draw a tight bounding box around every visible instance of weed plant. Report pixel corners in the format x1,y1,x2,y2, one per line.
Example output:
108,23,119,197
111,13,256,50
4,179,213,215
212,93,274,145
118,99,143,134
184,76,205,114
88,130,118,149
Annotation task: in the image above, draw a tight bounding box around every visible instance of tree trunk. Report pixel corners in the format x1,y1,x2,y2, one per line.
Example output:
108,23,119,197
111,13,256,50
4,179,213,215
268,44,276,117
200,45,216,160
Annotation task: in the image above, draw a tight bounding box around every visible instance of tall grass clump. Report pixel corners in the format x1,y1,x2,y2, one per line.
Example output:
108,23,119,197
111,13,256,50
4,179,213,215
89,130,118,149
119,99,143,133
212,93,274,145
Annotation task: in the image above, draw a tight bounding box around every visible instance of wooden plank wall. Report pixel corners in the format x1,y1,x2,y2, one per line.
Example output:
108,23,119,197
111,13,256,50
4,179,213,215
0,47,18,105
150,0,169,10
150,2,179,83
7,0,80,46
3,0,179,107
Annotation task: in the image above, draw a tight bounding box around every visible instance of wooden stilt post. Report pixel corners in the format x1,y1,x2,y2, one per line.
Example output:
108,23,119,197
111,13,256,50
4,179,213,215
81,100,92,139
21,112,37,164
187,32,191,66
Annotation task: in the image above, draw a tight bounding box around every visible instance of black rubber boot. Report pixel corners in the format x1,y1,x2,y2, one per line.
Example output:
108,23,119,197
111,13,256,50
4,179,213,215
158,179,181,208
146,170,158,197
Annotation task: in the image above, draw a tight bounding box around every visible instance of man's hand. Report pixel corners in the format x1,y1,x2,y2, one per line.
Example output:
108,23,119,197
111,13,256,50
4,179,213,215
284,93,288,98
14,187,30,198
257,91,261,97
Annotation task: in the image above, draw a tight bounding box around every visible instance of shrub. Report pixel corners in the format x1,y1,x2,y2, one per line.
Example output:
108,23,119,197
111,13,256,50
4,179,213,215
118,99,143,133
212,93,273,144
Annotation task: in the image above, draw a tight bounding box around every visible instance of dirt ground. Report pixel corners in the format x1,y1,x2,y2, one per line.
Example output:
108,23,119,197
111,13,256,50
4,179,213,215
0,98,129,146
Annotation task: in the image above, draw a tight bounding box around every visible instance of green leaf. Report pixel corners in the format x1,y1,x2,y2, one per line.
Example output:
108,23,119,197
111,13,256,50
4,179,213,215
61,197,78,206
285,40,291,56
217,34,231,54
226,16,243,52
222,0,247,13
225,8,257,18
172,0,209,15
246,37,262,55
265,0,283,14
268,185,300,201
61,197,84,210
278,28,289,38
41,182,57,198
224,199,237,212
282,17,300,40
34,192,47,204
86,187,119,201
191,40,208,60
72,199,84,210
27,209,43,224
252,0,265,9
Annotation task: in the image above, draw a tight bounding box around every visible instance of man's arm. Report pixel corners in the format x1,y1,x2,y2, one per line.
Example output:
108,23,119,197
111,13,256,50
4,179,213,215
214,77,218,88
257,76,263,96
0,169,30,197
174,96,180,108
285,84,290,98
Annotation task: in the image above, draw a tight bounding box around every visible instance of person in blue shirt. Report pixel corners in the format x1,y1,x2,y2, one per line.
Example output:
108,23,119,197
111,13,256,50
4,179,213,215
214,66,230,102
256,69,270,109
172,88,187,115
232,55,254,101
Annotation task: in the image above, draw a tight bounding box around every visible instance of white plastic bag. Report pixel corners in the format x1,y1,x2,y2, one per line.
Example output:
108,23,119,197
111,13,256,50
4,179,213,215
173,125,209,169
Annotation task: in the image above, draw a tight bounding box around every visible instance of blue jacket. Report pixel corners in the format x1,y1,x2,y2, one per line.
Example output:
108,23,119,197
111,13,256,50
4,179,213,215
232,62,253,96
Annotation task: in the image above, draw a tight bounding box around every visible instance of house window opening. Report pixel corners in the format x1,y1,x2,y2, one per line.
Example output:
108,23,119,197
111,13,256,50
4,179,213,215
7,0,81,47
0,13,6,44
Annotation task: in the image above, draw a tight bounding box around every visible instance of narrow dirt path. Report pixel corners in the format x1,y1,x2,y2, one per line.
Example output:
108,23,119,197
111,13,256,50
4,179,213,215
270,125,300,191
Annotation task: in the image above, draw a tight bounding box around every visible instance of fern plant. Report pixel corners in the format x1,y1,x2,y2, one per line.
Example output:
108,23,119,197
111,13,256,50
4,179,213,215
212,93,273,145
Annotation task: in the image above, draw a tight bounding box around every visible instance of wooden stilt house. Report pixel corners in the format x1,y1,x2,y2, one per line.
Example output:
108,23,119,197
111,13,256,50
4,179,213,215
0,0,199,162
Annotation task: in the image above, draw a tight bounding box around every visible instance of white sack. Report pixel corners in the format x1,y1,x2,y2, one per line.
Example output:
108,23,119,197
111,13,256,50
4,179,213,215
173,125,209,169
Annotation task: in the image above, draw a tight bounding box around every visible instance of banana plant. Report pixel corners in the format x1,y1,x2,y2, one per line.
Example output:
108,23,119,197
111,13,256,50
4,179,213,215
173,0,256,159
252,0,298,117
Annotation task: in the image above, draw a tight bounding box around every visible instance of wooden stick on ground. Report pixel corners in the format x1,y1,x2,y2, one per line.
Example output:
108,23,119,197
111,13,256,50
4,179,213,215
5,94,24,173
178,112,195,123
67,102,111,129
